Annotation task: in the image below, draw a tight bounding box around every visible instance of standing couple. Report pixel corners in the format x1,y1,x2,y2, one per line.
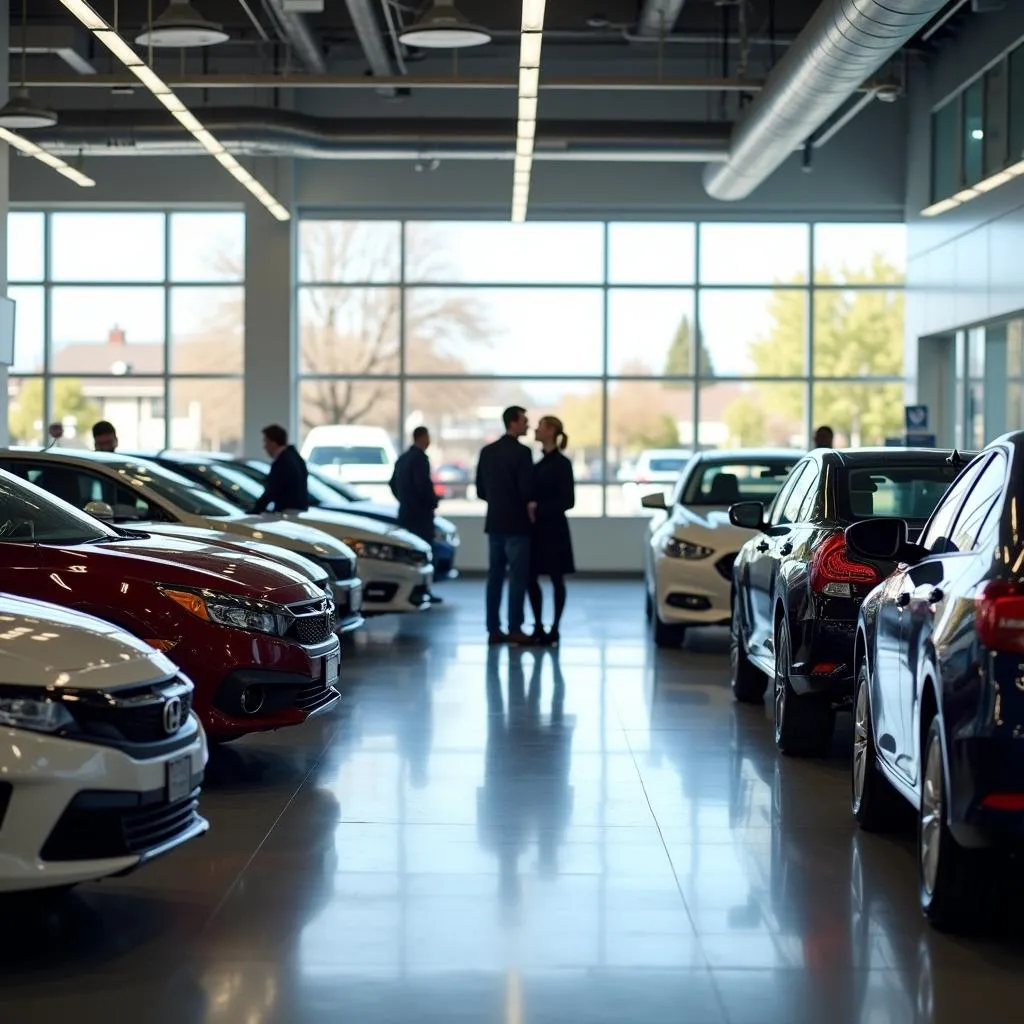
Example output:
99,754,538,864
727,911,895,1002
475,406,576,646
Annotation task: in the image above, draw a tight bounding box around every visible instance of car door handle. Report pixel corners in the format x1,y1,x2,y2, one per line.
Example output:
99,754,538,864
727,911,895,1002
779,543,793,556
897,592,911,608
928,588,944,605
756,541,770,553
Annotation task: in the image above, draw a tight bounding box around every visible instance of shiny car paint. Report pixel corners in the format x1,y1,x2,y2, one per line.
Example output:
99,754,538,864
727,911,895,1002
0,594,208,891
0,469,341,741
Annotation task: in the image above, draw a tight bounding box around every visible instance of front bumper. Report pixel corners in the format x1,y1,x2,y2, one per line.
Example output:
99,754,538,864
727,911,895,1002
0,720,207,892
361,560,434,614
331,577,365,633
653,553,733,627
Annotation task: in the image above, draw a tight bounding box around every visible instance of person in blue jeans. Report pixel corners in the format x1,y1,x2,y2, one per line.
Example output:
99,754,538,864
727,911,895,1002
475,406,536,645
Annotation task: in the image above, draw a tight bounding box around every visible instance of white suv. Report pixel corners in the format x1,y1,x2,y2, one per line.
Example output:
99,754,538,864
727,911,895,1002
0,595,208,893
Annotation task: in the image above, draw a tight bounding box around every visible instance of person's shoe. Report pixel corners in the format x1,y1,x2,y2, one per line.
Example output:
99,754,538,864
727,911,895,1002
488,631,509,645
427,592,444,605
531,626,549,643
507,631,537,646
546,629,560,646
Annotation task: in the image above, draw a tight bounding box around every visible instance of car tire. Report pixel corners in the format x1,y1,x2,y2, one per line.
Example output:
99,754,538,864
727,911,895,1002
651,608,687,648
730,597,767,704
773,617,834,757
645,589,653,622
918,717,990,931
851,660,902,831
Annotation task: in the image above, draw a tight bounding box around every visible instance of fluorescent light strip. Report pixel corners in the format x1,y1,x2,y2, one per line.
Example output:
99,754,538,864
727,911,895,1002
58,0,289,220
0,127,95,187
513,2,546,222
921,160,1024,217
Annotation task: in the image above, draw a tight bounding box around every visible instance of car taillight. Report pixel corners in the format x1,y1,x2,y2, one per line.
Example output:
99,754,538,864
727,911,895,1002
975,580,1024,654
810,533,882,597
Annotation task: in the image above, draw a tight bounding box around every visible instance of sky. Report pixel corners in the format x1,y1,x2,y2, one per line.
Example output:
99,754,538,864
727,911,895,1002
9,213,906,382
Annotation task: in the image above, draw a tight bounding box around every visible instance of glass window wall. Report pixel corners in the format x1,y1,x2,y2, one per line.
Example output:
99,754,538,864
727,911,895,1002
295,220,906,516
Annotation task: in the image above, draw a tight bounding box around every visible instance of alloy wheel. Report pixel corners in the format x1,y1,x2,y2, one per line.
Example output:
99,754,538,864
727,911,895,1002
773,656,786,741
852,677,869,810
920,735,944,897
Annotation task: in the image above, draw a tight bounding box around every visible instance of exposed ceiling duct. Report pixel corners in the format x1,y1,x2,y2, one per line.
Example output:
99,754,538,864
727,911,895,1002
29,107,731,163
635,0,687,38
343,0,397,77
703,0,945,201
9,24,96,75
264,0,326,72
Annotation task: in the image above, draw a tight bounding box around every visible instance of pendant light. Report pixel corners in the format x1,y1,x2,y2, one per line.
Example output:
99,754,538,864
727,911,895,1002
398,1,491,48
0,0,58,129
136,0,229,48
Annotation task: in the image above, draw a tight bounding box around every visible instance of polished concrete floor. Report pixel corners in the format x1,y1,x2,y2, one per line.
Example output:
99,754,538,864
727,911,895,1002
6,579,1024,1023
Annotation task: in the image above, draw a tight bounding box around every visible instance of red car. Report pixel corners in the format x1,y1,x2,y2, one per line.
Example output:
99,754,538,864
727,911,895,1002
0,469,341,742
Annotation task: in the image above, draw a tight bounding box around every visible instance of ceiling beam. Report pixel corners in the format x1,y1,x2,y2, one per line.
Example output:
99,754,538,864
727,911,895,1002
635,0,687,38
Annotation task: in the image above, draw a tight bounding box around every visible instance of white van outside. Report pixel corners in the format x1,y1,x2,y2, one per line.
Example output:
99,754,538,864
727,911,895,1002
301,425,398,500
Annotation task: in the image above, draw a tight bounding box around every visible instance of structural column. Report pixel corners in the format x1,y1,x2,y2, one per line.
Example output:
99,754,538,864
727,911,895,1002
0,0,10,447
243,158,294,457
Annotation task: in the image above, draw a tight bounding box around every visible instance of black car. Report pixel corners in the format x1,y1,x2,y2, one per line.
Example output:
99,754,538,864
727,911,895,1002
729,448,964,757
846,433,1024,929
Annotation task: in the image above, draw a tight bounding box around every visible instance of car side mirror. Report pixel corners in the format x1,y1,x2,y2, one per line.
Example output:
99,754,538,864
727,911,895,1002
845,518,923,565
641,492,667,511
83,500,114,523
729,501,766,531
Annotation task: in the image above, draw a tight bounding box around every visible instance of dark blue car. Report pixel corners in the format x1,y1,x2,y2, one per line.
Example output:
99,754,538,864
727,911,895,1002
848,432,1024,930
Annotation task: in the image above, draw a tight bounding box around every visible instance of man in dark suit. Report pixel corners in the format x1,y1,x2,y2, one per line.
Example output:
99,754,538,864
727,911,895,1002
391,426,443,604
253,424,309,514
475,406,535,645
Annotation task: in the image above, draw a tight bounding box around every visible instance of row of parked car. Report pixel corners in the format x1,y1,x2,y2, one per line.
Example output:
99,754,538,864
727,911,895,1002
644,435,1024,931
0,446,460,896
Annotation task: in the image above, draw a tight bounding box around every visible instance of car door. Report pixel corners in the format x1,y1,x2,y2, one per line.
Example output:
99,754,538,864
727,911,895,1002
746,462,814,657
897,455,999,779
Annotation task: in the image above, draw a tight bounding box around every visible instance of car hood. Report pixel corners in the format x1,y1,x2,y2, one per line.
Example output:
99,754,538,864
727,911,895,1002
329,500,457,537
136,523,328,586
663,505,750,547
192,514,356,560
271,510,433,555
89,534,323,604
0,593,179,690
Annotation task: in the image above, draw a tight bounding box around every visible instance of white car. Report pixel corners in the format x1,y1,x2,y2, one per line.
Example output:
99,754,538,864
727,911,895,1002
301,424,398,502
642,449,799,647
622,448,693,512
0,449,432,617
0,594,208,893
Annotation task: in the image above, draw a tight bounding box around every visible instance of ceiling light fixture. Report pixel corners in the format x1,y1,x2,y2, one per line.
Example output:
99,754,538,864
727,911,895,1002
398,1,491,49
0,0,59,129
57,0,288,219
512,0,546,222
921,158,1024,216
0,127,95,187
136,0,229,48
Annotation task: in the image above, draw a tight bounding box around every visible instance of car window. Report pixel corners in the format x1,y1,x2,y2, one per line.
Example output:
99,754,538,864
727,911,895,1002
843,463,963,521
795,466,822,522
948,453,1006,554
770,463,809,526
308,445,388,467
780,465,817,525
680,460,795,507
11,462,166,524
0,469,112,545
919,457,989,554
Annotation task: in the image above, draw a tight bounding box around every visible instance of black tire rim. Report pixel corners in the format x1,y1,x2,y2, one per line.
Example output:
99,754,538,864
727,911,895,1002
852,672,869,812
774,626,787,742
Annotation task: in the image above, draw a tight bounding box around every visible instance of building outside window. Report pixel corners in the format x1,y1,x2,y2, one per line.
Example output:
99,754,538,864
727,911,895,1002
295,220,906,517
7,210,245,454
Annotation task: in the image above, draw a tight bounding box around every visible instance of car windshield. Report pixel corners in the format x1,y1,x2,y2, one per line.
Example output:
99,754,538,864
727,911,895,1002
682,460,797,506
842,464,962,521
308,445,387,467
648,457,689,474
111,461,243,518
0,472,112,545
171,462,263,513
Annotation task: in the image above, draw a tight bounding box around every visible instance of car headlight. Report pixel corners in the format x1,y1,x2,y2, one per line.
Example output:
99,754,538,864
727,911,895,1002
345,539,397,561
663,536,714,560
162,588,286,636
0,694,74,734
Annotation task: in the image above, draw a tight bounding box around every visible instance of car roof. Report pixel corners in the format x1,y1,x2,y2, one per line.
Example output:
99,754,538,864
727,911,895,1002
6,446,136,463
691,448,799,463
823,447,972,467
638,448,692,458
124,450,233,464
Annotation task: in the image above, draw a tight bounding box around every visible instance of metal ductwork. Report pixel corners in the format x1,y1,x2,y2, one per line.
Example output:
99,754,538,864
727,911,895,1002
265,0,326,72
635,0,687,38
9,24,95,75
344,0,397,77
30,107,730,163
703,0,946,201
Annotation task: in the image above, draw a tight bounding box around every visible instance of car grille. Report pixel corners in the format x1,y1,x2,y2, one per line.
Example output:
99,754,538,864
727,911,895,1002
286,598,336,646
67,679,193,745
715,553,737,581
41,788,202,862
294,680,338,714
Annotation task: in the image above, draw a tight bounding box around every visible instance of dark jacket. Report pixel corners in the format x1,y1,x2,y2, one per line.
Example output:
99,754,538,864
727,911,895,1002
475,434,534,535
390,445,438,542
531,449,576,576
253,445,309,514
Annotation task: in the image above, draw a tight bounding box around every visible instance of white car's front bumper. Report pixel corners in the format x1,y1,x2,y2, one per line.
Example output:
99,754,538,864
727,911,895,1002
360,560,433,614
0,717,208,893
652,550,735,626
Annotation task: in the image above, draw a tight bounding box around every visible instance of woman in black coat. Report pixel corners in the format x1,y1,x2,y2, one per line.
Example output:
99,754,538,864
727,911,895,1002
527,415,576,645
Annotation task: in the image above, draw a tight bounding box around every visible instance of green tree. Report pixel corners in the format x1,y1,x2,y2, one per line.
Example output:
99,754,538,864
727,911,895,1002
749,256,905,445
723,395,768,447
663,316,714,378
9,379,100,445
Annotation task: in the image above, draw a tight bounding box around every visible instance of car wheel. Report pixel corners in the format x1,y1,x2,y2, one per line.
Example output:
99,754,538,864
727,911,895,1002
651,607,687,648
645,589,653,622
918,717,988,931
852,660,902,831
773,617,834,757
730,597,767,704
